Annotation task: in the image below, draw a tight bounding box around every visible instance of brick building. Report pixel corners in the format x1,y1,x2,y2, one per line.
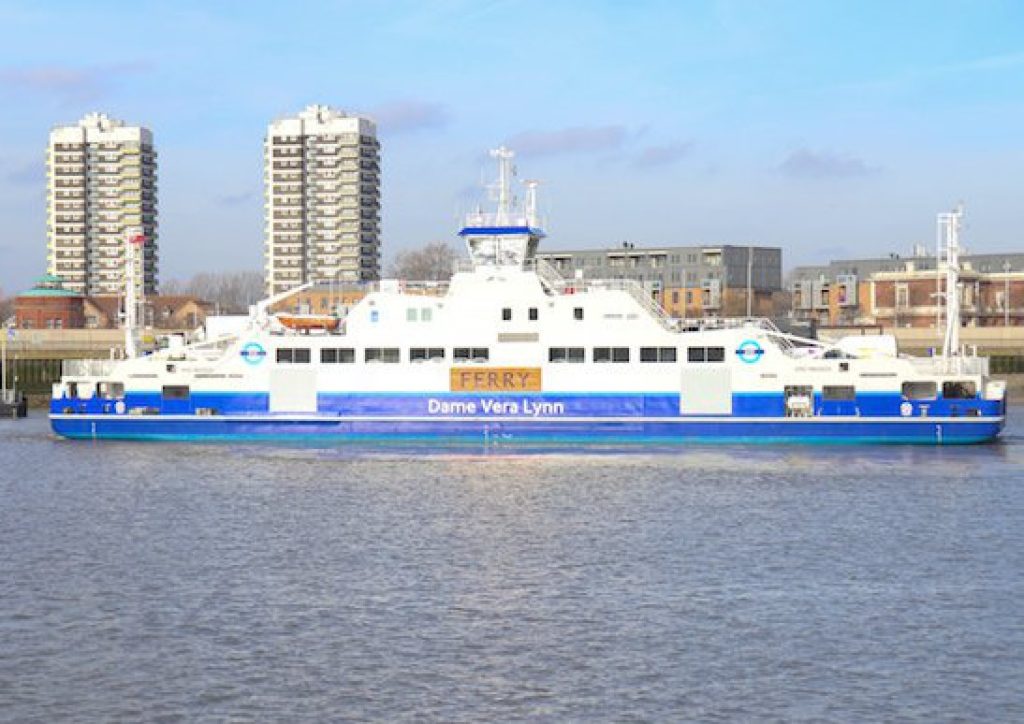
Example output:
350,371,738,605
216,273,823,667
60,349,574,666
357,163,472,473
790,251,1024,328
14,274,85,329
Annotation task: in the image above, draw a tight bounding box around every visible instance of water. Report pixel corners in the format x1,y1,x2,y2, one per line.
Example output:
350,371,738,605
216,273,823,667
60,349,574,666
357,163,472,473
1,411,1023,722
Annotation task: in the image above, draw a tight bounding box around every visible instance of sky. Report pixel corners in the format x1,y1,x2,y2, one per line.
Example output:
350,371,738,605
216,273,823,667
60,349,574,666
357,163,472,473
0,0,1022,293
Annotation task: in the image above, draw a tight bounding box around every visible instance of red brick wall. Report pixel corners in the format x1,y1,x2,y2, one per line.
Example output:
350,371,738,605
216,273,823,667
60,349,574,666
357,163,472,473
15,296,85,329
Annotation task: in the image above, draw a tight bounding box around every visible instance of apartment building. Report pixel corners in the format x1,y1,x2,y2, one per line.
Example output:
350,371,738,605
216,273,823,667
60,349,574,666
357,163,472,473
47,112,158,295
536,244,784,318
264,104,381,296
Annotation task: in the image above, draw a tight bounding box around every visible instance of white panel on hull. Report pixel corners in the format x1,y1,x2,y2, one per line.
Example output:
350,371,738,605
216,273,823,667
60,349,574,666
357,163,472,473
270,368,318,412
681,368,733,415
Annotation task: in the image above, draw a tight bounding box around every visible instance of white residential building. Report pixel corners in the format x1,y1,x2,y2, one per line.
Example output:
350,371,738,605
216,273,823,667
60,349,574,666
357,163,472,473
47,112,158,295
264,104,381,296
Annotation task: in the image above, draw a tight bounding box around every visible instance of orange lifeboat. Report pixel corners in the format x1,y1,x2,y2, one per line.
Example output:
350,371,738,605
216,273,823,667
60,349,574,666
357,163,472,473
275,314,342,332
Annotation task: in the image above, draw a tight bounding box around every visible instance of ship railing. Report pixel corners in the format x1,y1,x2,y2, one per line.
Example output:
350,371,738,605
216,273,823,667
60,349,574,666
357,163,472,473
586,279,677,329
675,317,781,333
463,212,532,227
530,258,568,293
62,359,119,377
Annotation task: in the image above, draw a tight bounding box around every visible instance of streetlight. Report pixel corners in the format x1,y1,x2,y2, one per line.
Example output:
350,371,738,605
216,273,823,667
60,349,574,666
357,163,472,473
1004,260,1012,327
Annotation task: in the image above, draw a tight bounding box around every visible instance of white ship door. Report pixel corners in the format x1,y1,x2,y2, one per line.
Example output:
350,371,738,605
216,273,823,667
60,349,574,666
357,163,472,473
680,368,733,415
269,368,318,413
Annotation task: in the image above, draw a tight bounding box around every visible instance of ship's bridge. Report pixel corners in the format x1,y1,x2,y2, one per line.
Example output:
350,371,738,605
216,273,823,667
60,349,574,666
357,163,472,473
459,215,545,268
459,146,545,270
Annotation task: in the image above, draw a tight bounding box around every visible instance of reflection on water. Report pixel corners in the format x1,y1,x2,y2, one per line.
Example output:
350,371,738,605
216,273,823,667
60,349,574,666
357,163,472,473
0,410,1022,720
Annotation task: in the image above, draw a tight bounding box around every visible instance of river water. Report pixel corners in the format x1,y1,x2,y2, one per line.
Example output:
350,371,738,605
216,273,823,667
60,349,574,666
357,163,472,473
1,410,1023,721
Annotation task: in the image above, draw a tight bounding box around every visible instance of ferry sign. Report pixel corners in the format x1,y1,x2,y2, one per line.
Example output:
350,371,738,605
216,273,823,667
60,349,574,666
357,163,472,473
450,367,542,392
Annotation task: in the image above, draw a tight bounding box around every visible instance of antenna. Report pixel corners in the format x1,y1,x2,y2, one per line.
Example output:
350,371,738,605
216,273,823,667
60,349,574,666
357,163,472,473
523,179,540,227
938,203,964,366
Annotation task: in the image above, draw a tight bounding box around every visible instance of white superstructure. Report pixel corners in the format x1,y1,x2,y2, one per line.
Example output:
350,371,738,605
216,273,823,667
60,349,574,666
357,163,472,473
264,105,381,296
47,113,158,295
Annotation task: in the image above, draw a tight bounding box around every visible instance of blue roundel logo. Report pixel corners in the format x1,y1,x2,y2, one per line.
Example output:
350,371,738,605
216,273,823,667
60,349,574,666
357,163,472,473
240,342,267,365
735,339,765,364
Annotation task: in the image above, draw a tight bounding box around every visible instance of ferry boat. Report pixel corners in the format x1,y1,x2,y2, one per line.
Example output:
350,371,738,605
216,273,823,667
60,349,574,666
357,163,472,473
50,149,1006,444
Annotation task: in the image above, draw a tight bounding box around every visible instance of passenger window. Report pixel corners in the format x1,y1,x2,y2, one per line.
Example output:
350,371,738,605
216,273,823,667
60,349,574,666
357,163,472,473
502,308,512,321
902,381,937,400
276,348,294,363
162,385,190,400
822,385,856,401
687,347,706,363
942,381,977,399
573,307,584,320
706,346,725,362
529,307,538,321
454,347,489,362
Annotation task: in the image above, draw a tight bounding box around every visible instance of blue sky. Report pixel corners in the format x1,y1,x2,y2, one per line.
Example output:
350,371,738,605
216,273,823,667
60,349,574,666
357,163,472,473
1,0,1022,293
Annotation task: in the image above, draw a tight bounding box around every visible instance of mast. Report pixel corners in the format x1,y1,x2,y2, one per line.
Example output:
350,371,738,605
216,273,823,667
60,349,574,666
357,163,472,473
124,228,146,358
938,204,964,366
490,146,515,225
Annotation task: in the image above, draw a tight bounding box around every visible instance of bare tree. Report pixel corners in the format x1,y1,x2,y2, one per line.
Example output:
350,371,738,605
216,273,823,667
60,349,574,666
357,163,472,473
0,289,13,324
160,271,264,313
388,241,460,281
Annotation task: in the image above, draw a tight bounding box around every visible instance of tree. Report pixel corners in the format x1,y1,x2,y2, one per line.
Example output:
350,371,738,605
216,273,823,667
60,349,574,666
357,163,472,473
0,288,13,325
388,241,460,281
160,271,264,314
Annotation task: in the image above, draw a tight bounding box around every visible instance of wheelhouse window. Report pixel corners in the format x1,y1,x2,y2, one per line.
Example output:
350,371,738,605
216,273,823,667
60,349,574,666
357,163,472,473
942,381,977,399
453,347,489,362
822,385,856,401
410,347,445,362
365,347,400,363
321,347,355,364
593,347,630,363
549,347,585,363
902,381,937,400
641,347,677,363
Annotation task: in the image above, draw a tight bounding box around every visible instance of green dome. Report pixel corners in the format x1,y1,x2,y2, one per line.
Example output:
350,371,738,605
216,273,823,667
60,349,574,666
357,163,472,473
20,274,81,298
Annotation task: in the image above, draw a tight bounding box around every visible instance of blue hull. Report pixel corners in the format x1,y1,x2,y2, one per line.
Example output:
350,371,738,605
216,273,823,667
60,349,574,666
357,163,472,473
49,415,1004,445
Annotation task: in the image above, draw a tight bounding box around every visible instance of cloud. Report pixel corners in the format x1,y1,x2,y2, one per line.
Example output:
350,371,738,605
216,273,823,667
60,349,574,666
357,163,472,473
368,100,449,134
216,190,258,207
633,142,693,168
0,62,151,104
505,125,627,157
778,148,879,179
